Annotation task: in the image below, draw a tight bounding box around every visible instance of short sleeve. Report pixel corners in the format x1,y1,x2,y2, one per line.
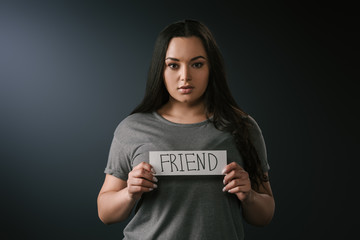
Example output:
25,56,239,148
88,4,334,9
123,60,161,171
104,127,133,181
247,116,270,172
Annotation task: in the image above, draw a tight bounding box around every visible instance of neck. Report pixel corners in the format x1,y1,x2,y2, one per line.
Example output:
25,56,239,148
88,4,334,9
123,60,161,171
157,99,208,124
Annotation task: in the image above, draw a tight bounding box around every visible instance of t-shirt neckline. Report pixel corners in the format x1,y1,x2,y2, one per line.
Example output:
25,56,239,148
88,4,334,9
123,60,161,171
152,112,212,128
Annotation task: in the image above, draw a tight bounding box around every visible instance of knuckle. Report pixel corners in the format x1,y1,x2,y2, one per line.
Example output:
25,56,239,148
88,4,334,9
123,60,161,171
133,186,141,192
138,178,146,185
229,180,236,187
129,171,137,179
140,162,149,169
241,172,249,179
233,179,240,185
130,168,140,176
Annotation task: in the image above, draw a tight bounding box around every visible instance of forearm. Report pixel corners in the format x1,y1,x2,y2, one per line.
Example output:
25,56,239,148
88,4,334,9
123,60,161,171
241,189,275,226
97,187,136,224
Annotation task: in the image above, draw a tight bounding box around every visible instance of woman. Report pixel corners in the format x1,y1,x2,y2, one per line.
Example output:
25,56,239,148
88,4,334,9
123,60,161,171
97,19,275,239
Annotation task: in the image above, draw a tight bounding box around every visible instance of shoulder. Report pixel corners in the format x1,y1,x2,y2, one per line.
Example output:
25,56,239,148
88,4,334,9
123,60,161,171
118,112,154,126
246,115,262,132
243,115,264,139
114,112,155,135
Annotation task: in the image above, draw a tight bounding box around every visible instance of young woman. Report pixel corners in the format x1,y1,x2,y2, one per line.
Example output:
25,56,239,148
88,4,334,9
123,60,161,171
97,19,275,240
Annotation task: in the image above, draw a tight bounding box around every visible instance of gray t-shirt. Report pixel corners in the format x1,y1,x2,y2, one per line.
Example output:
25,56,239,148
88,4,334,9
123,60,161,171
104,112,269,240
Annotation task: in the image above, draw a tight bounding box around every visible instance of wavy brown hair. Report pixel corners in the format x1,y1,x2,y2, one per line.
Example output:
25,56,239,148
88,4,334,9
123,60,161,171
131,19,268,190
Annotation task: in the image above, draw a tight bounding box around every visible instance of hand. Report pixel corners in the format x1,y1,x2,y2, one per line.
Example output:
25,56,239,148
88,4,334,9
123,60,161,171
127,162,158,201
222,162,252,201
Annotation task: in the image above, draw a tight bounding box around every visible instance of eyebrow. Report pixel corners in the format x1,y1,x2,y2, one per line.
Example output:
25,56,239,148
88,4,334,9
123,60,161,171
165,56,206,61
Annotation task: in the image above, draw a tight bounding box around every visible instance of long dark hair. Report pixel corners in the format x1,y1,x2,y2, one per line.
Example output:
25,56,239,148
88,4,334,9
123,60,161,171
131,19,268,190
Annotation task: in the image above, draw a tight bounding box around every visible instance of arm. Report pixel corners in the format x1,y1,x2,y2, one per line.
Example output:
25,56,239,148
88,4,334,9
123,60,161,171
97,174,135,224
222,162,275,226
97,162,158,224
239,174,275,226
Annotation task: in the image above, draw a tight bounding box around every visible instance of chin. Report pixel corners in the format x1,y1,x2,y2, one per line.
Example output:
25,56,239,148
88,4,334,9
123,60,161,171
170,93,203,105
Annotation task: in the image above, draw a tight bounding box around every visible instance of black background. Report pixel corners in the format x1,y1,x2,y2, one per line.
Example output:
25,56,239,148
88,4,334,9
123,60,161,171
0,0,358,239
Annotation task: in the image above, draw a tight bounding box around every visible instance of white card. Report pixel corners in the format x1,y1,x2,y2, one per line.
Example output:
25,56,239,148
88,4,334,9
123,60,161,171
149,150,227,176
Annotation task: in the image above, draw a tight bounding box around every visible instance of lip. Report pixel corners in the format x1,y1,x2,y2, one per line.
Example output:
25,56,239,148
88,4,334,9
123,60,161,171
178,85,194,94
178,85,194,89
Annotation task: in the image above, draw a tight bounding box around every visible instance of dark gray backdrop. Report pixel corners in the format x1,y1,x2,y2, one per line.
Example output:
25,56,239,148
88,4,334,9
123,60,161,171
1,0,358,239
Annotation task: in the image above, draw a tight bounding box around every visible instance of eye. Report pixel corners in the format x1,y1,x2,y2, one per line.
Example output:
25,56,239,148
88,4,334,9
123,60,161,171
168,63,179,69
192,62,204,68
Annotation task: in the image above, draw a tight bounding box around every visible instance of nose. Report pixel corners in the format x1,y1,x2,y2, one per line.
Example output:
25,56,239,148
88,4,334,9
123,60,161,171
180,65,191,82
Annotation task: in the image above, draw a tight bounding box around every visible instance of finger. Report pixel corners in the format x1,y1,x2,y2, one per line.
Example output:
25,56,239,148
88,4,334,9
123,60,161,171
223,179,251,193
128,177,158,189
222,179,245,192
223,170,236,185
130,167,154,180
132,162,156,176
223,169,247,185
222,162,243,175
227,185,250,194
128,185,156,195
130,167,158,183
133,162,155,174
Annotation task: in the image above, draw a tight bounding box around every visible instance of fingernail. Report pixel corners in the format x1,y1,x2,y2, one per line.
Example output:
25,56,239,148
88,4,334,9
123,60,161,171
153,177,158,182
151,168,156,174
223,179,226,185
222,168,226,175
222,187,226,192
153,184,158,189
149,188,154,191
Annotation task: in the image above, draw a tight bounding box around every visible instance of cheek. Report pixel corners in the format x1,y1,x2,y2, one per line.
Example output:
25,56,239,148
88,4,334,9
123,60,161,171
164,71,173,88
163,70,177,93
198,71,210,90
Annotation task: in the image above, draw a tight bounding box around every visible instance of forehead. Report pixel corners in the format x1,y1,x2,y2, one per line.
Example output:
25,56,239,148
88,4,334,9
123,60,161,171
165,37,207,59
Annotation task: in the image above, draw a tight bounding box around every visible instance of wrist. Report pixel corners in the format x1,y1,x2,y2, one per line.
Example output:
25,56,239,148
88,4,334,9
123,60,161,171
123,187,138,203
241,189,256,205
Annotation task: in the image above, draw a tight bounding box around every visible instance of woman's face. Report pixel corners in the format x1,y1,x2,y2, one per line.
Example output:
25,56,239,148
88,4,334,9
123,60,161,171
163,36,209,105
